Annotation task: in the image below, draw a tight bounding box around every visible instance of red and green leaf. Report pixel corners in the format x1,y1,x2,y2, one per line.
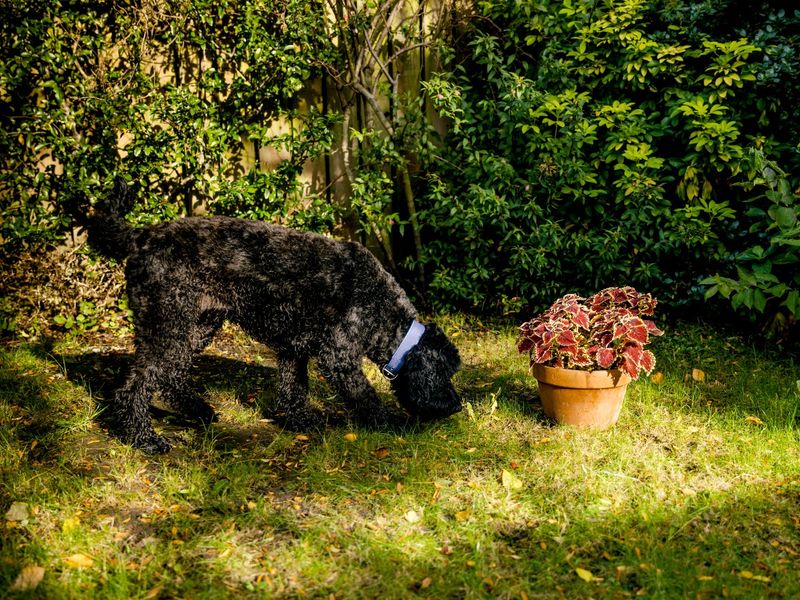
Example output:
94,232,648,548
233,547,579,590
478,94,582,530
518,287,663,377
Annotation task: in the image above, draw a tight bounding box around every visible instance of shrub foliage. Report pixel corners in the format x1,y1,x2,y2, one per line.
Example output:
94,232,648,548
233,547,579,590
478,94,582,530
419,0,799,319
0,0,336,251
1,0,798,329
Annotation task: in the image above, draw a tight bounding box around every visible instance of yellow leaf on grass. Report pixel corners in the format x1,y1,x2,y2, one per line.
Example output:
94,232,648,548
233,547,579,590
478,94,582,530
294,434,310,442
745,415,765,426
650,371,664,384
501,469,523,491
62,516,80,533
455,510,471,522
12,565,45,592
575,567,594,582
420,577,432,589
374,447,390,459
691,368,705,382
344,432,358,442
64,554,94,569
739,571,770,582
145,586,163,599
431,483,441,504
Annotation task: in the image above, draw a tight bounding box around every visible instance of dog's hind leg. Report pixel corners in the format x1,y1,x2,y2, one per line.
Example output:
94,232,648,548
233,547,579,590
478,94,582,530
162,309,225,425
113,354,178,454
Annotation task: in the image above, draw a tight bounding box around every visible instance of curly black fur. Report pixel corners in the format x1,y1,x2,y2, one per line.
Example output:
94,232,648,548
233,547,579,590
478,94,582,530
83,183,462,453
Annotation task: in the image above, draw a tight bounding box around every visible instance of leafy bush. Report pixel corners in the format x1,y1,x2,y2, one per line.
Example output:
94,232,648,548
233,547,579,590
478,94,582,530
702,150,799,332
418,0,800,314
0,0,336,252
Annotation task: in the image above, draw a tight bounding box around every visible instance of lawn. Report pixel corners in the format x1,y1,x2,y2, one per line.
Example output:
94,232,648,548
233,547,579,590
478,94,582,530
1,317,799,598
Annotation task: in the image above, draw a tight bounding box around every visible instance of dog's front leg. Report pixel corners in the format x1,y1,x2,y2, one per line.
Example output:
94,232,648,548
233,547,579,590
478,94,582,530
275,354,323,430
317,352,390,429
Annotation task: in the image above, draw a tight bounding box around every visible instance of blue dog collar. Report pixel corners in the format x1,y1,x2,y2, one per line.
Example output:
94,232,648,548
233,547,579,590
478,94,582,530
382,320,425,380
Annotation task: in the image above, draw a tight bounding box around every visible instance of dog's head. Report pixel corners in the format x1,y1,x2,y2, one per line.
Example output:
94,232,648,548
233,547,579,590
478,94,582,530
391,323,462,420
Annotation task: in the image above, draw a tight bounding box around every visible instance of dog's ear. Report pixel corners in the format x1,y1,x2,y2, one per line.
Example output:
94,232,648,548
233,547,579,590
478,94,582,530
420,322,461,372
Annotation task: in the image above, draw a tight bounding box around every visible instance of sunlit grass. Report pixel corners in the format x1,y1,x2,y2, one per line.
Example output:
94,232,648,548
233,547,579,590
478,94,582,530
1,319,799,597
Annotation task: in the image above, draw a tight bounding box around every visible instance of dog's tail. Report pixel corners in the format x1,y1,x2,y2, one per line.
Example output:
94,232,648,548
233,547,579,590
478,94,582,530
80,179,139,261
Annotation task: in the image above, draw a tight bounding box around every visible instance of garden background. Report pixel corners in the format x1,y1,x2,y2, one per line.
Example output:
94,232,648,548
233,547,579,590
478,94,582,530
1,0,799,597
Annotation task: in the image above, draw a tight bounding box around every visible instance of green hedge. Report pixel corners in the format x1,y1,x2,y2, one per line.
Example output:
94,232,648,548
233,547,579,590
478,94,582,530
0,0,336,252
419,0,799,320
2,0,798,328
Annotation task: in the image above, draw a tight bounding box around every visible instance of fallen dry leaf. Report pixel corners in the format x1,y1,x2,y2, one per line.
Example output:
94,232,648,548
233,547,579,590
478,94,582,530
405,510,421,523
374,447,390,459
454,510,470,522
745,415,765,426
431,483,441,504
691,368,705,382
5,502,29,522
575,567,594,582
420,577,432,589
650,371,665,384
12,565,45,592
501,469,523,491
344,432,358,442
64,553,94,569
294,434,310,442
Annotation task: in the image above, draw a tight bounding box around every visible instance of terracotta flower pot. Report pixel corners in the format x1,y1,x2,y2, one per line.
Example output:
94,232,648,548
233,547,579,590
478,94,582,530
532,364,632,430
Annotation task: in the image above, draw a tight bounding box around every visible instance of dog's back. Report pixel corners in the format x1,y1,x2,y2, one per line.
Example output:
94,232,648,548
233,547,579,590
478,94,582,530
123,216,412,354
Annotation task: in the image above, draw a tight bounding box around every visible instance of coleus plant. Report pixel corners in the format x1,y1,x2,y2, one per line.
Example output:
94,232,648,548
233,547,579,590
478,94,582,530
517,287,664,380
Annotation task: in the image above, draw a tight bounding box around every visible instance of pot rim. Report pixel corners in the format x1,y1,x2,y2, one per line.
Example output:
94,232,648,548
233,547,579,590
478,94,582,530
531,363,631,389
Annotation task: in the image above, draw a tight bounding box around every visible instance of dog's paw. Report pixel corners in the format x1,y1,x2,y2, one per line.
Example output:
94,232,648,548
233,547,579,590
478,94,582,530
281,408,325,431
130,431,171,454
354,405,395,430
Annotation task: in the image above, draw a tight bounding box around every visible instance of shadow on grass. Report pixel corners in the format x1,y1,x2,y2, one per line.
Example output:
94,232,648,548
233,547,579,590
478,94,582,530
0,343,284,462
4,342,447,461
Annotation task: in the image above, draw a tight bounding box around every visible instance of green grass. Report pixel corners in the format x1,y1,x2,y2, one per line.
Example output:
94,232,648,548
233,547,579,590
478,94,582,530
1,319,799,598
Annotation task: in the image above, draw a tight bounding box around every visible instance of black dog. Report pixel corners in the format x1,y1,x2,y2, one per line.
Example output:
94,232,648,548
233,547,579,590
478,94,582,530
81,183,461,453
